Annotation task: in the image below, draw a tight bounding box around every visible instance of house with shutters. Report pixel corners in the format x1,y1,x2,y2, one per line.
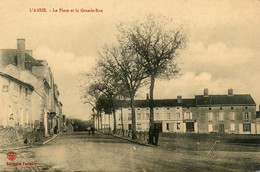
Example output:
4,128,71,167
196,88,256,134
113,88,257,134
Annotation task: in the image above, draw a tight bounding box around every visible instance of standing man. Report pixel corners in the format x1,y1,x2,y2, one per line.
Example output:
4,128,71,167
91,125,95,135
153,125,160,146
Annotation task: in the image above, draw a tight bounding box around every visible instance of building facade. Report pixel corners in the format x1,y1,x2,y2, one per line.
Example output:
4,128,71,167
113,88,257,134
0,39,63,136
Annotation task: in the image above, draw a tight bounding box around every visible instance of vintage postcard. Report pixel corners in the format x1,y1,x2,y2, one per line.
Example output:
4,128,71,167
0,0,259,171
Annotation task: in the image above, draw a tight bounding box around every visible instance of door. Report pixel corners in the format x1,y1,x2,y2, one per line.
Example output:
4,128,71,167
219,124,225,133
186,122,194,132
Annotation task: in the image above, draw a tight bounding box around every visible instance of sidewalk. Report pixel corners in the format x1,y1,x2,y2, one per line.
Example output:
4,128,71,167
101,131,155,147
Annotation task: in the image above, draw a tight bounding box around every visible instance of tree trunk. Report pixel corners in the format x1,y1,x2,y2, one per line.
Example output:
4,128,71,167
130,94,137,140
97,115,100,130
149,75,155,144
121,106,124,136
112,106,117,134
100,112,103,131
109,113,111,133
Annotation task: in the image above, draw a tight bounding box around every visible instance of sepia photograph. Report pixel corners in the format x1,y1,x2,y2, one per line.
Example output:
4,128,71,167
0,0,260,171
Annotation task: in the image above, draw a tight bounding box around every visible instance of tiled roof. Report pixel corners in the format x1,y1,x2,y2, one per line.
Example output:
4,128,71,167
119,98,196,108
195,95,256,106
0,72,34,90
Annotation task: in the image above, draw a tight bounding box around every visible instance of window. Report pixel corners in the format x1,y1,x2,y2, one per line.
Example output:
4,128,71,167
146,113,149,120
155,113,159,120
243,112,249,120
167,113,170,119
128,114,132,121
208,124,213,132
230,112,235,120
137,113,141,120
166,123,169,130
19,86,22,97
146,108,149,110
231,107,234,110
209,107,212,110
119,116,121,121
177,123,180,130
185,112,192,119
220,107,223,110
230,123,235,131
156,108,159,110
137,108,140,110
167,107,170,110
177,107,180,109
208,112,213,121
243,123,251,132
137,124,142,130
219,112,224,121
245,106,248,110
14,56,18,66
176,113,181,119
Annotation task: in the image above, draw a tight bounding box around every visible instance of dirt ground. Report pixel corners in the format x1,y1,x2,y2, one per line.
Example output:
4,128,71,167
0,132,259,171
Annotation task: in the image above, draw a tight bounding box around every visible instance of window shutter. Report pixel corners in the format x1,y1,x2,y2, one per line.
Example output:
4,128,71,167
239,123,243,134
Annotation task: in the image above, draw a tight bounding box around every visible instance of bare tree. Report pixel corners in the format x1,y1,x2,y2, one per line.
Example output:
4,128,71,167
98,45,148,140
117,14,187,143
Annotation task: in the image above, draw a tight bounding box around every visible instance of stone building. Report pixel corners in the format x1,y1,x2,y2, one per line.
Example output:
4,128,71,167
114,88,257,134
196,88,256,134
0,39,63,136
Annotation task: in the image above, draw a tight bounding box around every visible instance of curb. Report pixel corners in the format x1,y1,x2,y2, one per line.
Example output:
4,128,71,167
103,132,155,147
0,145,32,152
42,134,58,145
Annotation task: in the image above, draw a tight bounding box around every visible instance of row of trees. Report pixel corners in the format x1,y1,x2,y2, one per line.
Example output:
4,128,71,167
80,14,187,141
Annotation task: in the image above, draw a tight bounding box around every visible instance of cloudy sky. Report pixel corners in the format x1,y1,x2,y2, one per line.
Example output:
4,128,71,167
1,0,260,120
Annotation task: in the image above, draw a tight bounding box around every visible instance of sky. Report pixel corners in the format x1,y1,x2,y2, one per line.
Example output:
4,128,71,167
0,0,260,120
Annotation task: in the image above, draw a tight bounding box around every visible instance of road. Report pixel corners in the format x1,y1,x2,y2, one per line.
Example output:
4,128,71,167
1,132,259,171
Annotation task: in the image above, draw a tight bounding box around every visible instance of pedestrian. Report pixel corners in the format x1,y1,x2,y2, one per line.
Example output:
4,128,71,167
91,125,95,135
153,125,160,146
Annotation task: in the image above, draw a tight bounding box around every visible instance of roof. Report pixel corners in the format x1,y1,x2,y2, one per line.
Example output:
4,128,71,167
25,53,43,66
195,95,256,106
119,98,196,108
0,72,34,90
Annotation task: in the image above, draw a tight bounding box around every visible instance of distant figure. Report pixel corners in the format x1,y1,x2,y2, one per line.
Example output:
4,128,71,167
91,126,95,135
153,125,160,146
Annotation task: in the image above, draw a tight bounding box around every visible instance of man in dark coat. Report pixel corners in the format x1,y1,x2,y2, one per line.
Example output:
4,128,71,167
153,125,160,146
91,126,95,135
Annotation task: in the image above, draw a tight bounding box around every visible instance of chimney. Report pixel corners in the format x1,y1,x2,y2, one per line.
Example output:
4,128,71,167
204,88,209,97
177,96,182,103
228,88,233,96
17,39,25,51
17,39,25,70
146,93,150,100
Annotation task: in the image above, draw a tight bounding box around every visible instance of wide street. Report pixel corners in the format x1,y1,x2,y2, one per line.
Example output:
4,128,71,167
1,132,260,171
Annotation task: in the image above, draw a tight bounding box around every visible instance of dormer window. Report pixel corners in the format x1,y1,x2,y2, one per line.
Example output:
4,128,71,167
245,106,248,110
